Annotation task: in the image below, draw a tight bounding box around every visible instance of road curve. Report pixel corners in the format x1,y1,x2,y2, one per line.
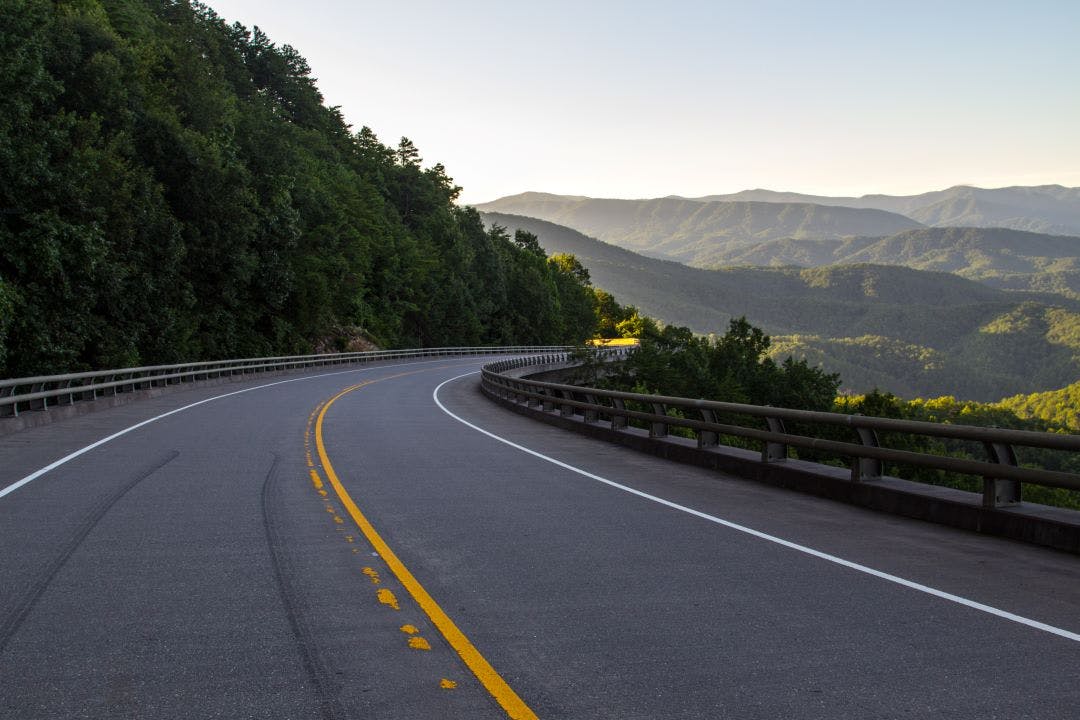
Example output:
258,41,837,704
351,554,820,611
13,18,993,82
1,356,1078,719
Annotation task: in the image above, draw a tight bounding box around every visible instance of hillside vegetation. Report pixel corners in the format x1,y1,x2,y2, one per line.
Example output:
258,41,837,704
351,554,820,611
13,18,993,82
999,381,1080,431
0,1,599,377
483,212,1080,400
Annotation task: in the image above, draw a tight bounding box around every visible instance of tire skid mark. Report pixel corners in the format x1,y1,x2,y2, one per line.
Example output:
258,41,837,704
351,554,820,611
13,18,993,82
261,453,349,720
0,449,180,654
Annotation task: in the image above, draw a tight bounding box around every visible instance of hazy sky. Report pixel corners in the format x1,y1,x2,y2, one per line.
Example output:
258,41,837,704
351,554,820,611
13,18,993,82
206,0,1080,204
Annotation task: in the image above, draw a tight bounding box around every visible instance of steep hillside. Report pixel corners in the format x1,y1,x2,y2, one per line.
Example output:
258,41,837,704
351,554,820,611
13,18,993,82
483,212,1080,400
0,1,599,376
475,195,923,264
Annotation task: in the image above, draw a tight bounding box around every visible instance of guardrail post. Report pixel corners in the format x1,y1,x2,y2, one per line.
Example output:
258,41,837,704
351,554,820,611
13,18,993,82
1,386,16,417
611,398,628,429
698,408,719,447
982,440,1021,507
762,414,788,462
559,390,575,417
30,382,45,410
542,390,555,413
851,422,883,481
583,394,599,424
650,403,668,438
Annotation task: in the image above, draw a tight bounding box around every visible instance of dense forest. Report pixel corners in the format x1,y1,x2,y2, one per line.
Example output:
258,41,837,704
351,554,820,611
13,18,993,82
0,0,601,378
998,380,1080,431
591,318,841,413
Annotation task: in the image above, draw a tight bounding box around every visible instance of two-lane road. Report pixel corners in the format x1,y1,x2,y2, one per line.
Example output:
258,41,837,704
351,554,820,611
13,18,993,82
2,356,1078,719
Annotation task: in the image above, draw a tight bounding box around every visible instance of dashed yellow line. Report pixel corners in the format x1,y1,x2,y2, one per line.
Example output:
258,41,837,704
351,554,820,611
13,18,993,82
408,636,432,651
315,375,539,720
377,588,401,611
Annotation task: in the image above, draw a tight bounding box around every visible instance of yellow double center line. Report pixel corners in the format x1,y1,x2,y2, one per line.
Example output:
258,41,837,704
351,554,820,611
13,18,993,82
315,371,538,720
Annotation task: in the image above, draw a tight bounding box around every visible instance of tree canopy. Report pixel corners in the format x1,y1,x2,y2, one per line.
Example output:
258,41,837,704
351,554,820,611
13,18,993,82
601,316,841,412
0,0,599,376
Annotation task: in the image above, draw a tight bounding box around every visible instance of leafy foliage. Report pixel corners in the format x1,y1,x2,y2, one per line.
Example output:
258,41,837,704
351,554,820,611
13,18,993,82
998,381,1080,432
602,317,840,411
0,1,597,376
591,288,657,340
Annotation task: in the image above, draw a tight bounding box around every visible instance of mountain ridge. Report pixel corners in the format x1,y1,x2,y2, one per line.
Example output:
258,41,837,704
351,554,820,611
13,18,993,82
482,211,1080,401
476,195,924,265
477,184,1080,247
692,226,1080,299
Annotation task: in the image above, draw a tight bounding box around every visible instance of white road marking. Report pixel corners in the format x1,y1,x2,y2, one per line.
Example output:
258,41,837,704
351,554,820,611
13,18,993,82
0,358,474,501
433,371,1080,644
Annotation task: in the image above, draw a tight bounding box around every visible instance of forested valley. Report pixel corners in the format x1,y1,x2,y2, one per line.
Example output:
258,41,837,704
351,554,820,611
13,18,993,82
0,0,601,378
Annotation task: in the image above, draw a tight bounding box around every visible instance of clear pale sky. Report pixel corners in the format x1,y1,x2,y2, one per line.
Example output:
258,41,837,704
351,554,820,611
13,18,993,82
205,0,1080,205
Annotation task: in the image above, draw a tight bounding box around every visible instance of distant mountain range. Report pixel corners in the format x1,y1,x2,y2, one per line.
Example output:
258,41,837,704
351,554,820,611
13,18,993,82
686,185,1080,236
475,185,1080,267
482,212,1080,401
476,193,923,265
692,227,1080,299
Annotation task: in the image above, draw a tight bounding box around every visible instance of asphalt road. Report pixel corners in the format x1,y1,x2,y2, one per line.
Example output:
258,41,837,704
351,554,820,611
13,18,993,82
1,356,1078,719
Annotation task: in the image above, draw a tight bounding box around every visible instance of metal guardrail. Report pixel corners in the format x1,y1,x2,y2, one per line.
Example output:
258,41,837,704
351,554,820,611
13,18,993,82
0,346,571,418
481,352,1080,508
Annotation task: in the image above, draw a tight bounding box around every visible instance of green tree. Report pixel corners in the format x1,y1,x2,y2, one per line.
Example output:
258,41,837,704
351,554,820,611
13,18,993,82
608,316,839,411
0,0,639,377
548,253,598,343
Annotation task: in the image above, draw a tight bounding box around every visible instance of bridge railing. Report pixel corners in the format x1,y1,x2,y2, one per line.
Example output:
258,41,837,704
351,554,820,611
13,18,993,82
481,351,1080,509
0,346,570,418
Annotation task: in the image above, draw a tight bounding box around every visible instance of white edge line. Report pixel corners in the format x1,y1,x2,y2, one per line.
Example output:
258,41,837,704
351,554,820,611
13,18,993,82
433,370,1080,644
0,357,478,501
